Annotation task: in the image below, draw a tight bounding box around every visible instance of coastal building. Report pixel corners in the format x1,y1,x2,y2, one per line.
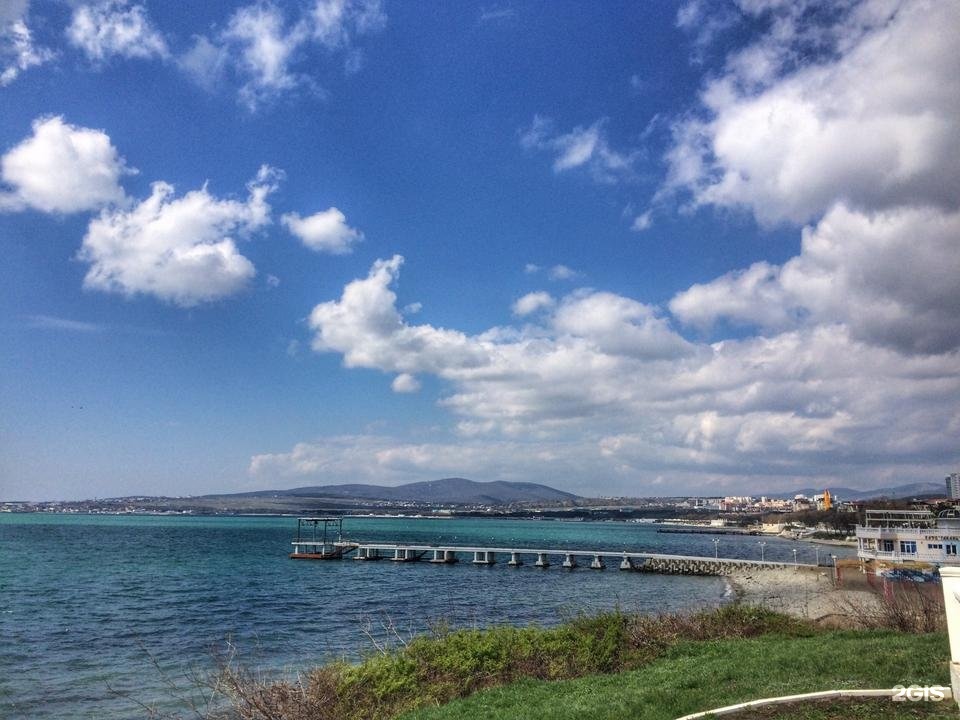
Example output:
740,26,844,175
856,508,960,567
947,473,960,499
813,490,834,511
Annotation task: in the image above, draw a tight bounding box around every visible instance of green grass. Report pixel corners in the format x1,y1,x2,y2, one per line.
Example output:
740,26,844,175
211,606,951,720
398,631,951,720
730,699,956,719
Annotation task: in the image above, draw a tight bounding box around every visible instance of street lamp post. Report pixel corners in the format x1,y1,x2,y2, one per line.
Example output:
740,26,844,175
713,538,720,559
792,548,798,567
758,541,767,562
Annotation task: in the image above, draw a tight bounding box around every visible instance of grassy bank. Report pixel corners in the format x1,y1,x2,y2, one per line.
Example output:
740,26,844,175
205,605,950,720
399,631,950,720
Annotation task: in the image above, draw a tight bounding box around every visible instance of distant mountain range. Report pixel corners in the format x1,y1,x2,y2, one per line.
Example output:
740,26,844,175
210,477,580,506
769,482,946,501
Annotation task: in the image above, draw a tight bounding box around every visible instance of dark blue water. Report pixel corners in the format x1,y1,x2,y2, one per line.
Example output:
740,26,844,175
0,514,846,719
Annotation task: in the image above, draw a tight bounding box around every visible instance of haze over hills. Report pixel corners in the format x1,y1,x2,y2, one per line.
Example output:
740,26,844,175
210,478,580,506
770,482,945,501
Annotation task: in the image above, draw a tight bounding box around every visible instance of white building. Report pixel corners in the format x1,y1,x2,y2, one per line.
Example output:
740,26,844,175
947,473,960,500
856,508,960,566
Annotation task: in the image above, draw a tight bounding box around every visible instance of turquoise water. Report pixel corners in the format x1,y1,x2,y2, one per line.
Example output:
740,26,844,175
0,513,842,719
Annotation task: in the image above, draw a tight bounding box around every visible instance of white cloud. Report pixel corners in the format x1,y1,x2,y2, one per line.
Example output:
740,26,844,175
293,256,960,493
223,3,308,110
0,116,130,213
665,0,960,225
178,35,230,91
309,256,694,434
67,0,169,62
554,291,694,360
282,207,362,254
1,7,54,87
672,204,960,355
25,314,106,333
512,291,554,317
309,255,489,375
548,264,580,281
670,260,794,331
391,373,421,393
479,6,514,23
520,116,634,182
311,0,386,49
78,165,280,306
631,210,653,232
201,0,387,109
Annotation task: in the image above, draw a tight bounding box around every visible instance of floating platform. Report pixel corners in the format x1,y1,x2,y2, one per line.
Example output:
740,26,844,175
289,517,347,560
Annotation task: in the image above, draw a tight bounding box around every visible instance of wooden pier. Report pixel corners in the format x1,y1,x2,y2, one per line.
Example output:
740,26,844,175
317,541,801,576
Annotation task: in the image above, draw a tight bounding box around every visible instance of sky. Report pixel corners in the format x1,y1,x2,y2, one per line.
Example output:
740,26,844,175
1,0,958,501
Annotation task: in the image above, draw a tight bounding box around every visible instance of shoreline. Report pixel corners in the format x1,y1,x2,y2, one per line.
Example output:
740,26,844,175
726,566,881,624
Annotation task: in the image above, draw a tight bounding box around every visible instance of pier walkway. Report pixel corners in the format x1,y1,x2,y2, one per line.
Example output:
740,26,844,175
320,541,804,576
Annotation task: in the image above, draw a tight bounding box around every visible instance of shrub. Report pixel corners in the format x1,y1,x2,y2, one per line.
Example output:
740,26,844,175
200,605,818,720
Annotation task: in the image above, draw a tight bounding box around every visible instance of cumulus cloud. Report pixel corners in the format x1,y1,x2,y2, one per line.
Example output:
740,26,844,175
391,373,421,393
665,0,960,225
1,3,54,87
267,256,960,492
309,255,489,375
282,207,362,254
0,116,130,213
309,256,698,438
670,260,794,331
67,0,169,62
554,291,694,360
288,255,960,492
78,165,280,306
663,0,960,359
512,291,554,317
671,204,960,355
520,116,635,182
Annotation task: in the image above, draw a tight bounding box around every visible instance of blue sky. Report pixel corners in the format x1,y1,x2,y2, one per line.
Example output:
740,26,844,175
1,0,958,501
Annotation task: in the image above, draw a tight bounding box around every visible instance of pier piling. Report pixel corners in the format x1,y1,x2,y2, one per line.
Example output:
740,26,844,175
328,540,799,576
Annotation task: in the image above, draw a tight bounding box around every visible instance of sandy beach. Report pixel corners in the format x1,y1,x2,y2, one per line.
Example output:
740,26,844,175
727,566,882,624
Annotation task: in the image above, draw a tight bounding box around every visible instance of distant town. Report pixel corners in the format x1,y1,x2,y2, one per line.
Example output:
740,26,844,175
4,475,959,545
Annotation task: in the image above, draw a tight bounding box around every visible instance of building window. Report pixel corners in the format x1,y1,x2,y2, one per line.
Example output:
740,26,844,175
947,545,958,556
929,543,943,550
900,541,917,554
882,540,895,552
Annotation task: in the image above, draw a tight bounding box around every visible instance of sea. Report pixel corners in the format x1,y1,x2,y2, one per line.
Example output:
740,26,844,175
0,513,854,719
